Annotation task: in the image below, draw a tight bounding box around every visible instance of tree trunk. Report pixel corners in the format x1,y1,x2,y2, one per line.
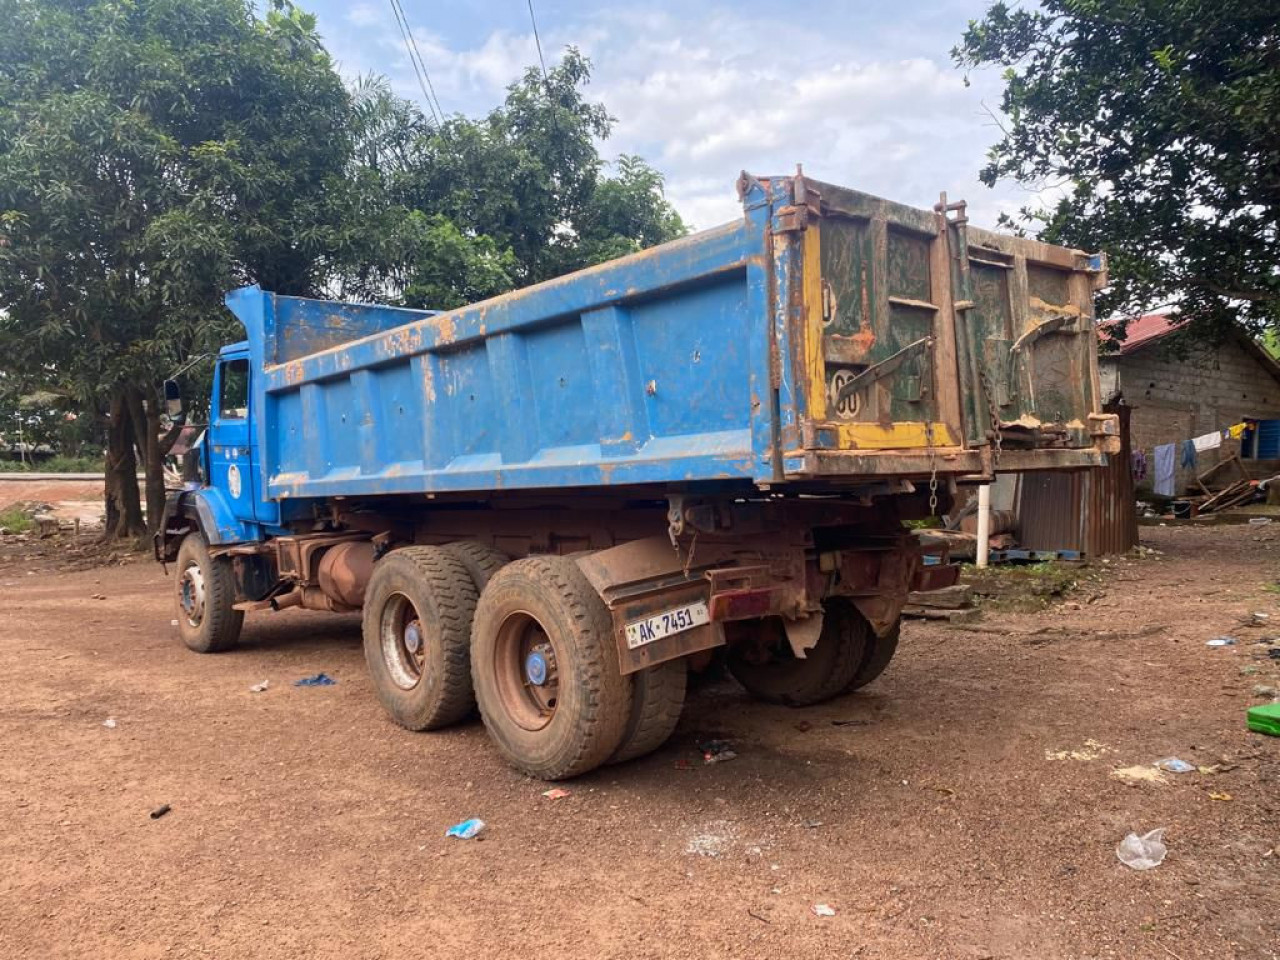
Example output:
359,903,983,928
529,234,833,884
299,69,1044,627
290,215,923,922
122,385,167,538
103,387,145,540
139,387,179,537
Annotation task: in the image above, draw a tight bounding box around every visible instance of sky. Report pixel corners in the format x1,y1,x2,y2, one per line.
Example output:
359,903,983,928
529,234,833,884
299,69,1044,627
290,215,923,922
304,0,1038,232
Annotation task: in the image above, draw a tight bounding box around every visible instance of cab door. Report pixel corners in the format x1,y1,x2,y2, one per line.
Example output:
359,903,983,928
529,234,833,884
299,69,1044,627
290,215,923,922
207,354,259,526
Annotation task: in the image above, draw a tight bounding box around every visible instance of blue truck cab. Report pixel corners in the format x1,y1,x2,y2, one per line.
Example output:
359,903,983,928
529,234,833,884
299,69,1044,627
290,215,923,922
156,171,1118,779
178,342,286,544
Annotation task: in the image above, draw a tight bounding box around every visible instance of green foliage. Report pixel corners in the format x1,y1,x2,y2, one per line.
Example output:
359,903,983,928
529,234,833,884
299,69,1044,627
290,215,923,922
955,0,1280,343
0,372,99,458
0,2,687,537
353,48,687,296
0,455,105,473
0,0,354,404
0,507,34,533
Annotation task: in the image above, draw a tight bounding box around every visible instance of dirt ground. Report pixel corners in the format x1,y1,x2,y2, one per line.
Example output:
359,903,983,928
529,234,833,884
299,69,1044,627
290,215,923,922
1,523,1277,960
0,478,107,529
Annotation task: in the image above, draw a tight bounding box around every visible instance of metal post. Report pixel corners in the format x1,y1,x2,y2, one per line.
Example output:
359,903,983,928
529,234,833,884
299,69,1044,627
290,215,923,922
976,483,992,568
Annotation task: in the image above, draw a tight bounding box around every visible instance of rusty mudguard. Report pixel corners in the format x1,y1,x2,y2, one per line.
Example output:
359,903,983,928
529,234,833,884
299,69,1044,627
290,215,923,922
576,531,929,674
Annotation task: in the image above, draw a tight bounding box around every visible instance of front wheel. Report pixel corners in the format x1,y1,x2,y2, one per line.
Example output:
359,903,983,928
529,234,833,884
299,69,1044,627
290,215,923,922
174,532,243,653
471,556,631,780
726,599,870,707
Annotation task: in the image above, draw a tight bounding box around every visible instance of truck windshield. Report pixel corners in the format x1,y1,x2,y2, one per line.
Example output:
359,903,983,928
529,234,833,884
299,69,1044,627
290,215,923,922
219,358,249,420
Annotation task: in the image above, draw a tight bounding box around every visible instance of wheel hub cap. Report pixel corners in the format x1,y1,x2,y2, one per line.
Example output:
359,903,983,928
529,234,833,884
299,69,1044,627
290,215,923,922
380,594,426,691
494,616,562,732
179,564,206,627
525,650,549,686
404,620,423,655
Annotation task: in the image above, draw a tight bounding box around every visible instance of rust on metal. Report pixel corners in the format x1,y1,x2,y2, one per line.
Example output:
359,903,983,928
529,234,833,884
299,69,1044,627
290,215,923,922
1017,403,1136,557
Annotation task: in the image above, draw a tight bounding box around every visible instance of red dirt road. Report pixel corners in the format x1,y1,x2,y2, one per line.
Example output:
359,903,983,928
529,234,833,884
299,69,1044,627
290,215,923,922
1,524,1277,959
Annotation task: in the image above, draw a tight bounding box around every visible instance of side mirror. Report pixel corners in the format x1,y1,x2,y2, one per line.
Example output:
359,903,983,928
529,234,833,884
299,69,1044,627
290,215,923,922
163,378,182,417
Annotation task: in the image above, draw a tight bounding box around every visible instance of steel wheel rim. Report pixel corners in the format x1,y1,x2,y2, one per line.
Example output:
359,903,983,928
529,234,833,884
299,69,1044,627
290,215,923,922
493,610,559,732
179,562,206,628
380,592,427,690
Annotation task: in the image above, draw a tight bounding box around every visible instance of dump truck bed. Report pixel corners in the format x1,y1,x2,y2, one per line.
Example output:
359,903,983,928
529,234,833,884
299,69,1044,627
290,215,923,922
226,172,1116,503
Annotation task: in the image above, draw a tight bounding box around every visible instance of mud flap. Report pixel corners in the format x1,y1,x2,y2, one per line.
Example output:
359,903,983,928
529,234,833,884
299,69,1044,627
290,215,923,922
782,613,824,659
850,595,904,639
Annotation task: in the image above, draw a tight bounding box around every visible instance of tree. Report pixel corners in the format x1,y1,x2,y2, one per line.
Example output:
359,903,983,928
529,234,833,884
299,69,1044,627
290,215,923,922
1,11,685,540
385,48,687,289
954,0,1280,344
0,0,354,537
0,371,99,464
329,74,518,309
328,53,686,310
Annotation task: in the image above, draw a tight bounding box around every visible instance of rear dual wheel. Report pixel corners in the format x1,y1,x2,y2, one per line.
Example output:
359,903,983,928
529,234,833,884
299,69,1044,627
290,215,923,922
848,619,900,691
611,656,687,766
362,542,507,731
365,547,686,778
470,556,633,780
726,601,900,706
362,547,479,731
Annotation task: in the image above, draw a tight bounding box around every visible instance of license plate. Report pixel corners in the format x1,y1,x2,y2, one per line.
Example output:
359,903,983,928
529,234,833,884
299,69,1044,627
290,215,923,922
625,600,710,650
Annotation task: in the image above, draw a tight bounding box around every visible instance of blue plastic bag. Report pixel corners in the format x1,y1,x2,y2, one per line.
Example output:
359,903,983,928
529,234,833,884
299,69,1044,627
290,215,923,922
446,818,486,839
295,673,336,686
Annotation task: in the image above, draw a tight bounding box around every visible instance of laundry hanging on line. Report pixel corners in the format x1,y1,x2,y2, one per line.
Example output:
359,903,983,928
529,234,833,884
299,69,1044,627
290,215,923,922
1153,443,1176,497
1130,449,1148,483
1192,431,1222,453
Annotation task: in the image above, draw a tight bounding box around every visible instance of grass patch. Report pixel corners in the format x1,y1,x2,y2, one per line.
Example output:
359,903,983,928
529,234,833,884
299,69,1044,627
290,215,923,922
0,507,34,534
960,560,1087,612
0,455,105,473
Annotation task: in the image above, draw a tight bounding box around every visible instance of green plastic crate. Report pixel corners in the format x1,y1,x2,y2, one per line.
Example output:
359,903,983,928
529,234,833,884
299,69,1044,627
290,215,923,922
1247,702,1280,736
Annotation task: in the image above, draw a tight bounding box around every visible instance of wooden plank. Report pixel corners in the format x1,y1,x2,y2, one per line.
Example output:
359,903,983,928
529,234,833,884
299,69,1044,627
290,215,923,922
903,605,981,623
929,206,964,445
1010,255,1030,340
906,583,975,609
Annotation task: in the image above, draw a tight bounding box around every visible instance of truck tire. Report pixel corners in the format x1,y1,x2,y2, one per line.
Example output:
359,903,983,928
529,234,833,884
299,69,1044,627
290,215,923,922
726,599,869,707
609,658,687,764
174,532,244,653
441,541,510,591
846,618,901,691
471,556,631,780
362,546,479,731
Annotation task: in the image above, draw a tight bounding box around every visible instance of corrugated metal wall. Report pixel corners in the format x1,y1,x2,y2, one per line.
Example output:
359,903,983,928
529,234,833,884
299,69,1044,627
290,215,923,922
1017,405,1137,556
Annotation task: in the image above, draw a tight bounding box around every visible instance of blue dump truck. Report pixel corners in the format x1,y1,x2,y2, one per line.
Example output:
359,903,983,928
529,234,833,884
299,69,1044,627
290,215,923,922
156,171,1119,779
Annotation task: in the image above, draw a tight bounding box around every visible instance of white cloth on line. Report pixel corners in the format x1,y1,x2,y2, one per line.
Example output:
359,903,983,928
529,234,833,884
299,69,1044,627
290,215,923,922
1192,432,1222,453
1153,443,1176,497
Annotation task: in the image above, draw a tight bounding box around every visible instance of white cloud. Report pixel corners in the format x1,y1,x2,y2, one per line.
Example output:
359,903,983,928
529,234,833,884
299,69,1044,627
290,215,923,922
345,4,380,28
320,1,1031,233
566,8,1019,230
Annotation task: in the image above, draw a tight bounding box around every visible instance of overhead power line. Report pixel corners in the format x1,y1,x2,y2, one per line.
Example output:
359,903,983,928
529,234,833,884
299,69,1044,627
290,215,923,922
526,0,549,85
525,0,563,152
387,0,444,124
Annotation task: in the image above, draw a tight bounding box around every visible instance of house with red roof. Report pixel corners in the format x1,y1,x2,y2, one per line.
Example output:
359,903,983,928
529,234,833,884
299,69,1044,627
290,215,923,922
1098,314,1280,495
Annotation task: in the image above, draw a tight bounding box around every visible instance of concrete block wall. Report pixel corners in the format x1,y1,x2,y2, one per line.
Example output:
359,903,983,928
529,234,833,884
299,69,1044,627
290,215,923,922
1105,335,1280,495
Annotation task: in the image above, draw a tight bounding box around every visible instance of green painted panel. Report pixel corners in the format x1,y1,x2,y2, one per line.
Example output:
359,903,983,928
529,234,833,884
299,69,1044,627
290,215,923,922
887,229,931,303
819,218,870,340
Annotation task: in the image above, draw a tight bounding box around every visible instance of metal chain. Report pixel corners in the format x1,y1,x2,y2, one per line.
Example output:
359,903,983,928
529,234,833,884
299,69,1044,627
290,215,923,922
682,530,698,578
979,366,1003,468
924,416,939,515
